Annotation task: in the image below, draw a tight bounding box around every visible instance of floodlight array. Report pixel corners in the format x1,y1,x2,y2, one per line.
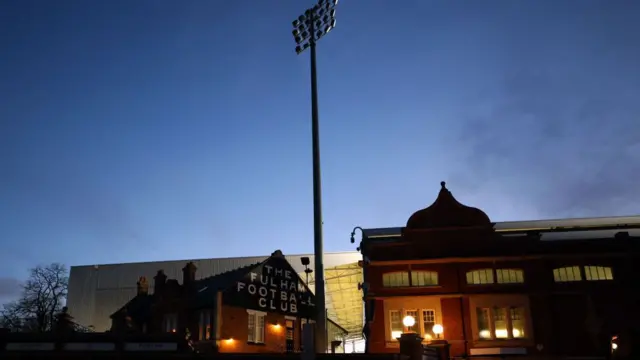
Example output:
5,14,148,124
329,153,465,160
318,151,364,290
292,0,338,54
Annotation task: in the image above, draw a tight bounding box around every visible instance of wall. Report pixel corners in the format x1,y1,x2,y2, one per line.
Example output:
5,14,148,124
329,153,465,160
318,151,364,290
365,250,640,357
218,305,300,353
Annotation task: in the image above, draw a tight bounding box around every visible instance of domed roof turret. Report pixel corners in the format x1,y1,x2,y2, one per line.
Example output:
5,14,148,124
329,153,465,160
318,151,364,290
406,182,491,229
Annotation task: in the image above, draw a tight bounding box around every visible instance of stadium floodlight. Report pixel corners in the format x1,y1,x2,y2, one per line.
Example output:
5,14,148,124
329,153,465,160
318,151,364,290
290,0,338,354
291,0,337,54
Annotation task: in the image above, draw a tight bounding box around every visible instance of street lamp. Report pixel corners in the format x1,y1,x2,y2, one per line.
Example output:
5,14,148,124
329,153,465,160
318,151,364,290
402,315,416,330
432,324,444,339
291,0,338,353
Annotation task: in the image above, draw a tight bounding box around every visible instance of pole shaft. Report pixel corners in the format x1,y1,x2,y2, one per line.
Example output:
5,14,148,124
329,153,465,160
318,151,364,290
309,17,327,353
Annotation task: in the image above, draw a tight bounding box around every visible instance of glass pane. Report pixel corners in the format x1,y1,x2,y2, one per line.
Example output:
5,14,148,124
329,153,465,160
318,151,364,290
494,308,508,338
605,267,613,280
247,313,255,342
422,310,435,338
390,310,402,339
510,308,525,338
257,315,265,343
406,310,418,333
554,266,582,282
476,308,491,339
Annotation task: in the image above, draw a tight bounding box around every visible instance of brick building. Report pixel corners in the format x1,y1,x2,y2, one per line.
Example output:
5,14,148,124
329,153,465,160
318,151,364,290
358,182,640,358
110,250,347,353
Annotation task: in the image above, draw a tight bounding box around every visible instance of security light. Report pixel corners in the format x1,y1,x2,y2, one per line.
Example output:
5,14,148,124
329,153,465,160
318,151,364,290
301,257,310,266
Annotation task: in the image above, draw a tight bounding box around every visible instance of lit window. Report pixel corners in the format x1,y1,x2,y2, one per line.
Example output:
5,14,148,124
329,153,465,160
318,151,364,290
477,308,491,339
383,272,410,287
411,271,438,286
162,313,178,333
247,310,266,343
476,307,526,340
553,266,582,282
199,310,212,340
405,309,418,333
466,269,494,284
390,310,403,340
422,309,436,338
493,307,508,338
510,308,525,338
584,266,613,281
496,269,524,284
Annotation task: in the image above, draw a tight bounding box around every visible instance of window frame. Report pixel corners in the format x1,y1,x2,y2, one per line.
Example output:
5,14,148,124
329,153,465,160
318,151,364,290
421,309,436,339
388,308,438,341
583,265,613,281
410,271,439,287
466,269,495,285
198,309,212,341
389,310,403,340
475,306,527,340
496,268,525,284
382,272,410,288
247,309,266,344
553,266,583,282
466,268,525,285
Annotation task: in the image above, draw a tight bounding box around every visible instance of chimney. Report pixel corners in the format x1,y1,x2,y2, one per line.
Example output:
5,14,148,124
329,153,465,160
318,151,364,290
182,262,197,285
154,270,167,295
136,276,149,296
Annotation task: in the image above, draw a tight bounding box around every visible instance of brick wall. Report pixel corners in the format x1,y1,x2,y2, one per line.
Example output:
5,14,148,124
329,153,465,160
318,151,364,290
218,305,301,353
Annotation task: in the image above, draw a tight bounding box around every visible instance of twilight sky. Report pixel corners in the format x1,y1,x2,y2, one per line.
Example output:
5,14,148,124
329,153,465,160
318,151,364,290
1,0,639,301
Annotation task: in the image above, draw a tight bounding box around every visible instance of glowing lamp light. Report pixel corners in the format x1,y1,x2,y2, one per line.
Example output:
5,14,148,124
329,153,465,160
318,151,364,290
402,315,416,328
495,328,509,338
612,343,618,350
432,324,444,338
513,329,522,338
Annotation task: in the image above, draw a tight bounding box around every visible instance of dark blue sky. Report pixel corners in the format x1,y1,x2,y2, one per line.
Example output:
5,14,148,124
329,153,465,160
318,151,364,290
1,0,639,299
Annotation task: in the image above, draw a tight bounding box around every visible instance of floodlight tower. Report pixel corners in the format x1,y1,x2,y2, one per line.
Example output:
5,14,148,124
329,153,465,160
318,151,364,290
291,0,338,353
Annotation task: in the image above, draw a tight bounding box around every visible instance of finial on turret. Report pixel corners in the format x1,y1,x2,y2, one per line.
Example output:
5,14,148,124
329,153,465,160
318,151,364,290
440,181,446,189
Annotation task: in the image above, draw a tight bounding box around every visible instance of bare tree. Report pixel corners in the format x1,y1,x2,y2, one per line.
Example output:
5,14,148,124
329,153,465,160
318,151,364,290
0,263,68,332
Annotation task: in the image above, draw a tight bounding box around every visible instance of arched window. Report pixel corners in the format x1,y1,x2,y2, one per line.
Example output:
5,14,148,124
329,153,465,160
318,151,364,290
411,271,439,286
496,269,524,284
383,272,410,287
466,269,494,285
584,266,613,281
553,266,582,282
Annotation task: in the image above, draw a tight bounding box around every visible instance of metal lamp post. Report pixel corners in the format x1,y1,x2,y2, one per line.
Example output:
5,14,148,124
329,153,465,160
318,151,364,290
291,0,338,353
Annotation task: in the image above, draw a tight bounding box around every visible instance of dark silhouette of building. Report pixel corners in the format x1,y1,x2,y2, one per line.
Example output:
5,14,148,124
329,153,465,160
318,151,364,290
359,182,640,358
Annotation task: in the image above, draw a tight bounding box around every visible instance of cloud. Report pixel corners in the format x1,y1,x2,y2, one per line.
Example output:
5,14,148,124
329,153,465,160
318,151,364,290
453,46,640,219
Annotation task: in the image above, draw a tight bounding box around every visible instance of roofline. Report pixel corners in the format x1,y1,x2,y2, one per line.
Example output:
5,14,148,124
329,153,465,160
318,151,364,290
362,215,640,238
70,251,360,269
327,318,349,335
